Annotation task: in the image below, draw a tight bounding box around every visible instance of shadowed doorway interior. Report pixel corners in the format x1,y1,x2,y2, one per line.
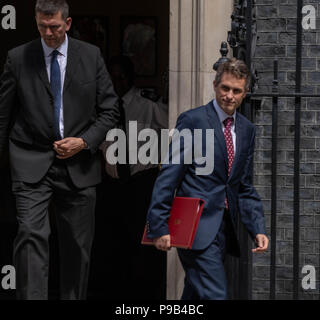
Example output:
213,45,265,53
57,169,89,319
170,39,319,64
0,0,169,300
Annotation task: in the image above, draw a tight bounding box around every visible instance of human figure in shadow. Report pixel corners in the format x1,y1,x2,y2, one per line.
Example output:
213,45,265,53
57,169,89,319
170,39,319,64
92,55,168,300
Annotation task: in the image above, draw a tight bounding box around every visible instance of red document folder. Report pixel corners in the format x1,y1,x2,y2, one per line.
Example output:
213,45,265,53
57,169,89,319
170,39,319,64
141,197,205,249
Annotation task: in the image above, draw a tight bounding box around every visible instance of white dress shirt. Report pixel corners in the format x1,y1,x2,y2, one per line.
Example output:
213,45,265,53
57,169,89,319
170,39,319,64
213,99,237,155
101,86,168,178
41,35,68,139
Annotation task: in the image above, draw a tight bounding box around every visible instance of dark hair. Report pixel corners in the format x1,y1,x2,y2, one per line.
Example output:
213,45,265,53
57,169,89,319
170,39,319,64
35,0,69,20
108,55,135,86
215,58,250,90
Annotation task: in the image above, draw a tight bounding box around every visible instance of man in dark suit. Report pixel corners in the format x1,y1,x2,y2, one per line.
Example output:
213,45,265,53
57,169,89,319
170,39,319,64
146,58,269,300
0,0,119,300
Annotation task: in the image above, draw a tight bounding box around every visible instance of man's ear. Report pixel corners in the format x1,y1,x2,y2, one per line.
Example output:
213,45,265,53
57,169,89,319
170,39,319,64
66,17,72,31
35,16,40,32
243,87,249,98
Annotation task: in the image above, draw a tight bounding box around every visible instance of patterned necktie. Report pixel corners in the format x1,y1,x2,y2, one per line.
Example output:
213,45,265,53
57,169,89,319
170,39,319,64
223,117,235,175
223,117,234,209
50,50,62,140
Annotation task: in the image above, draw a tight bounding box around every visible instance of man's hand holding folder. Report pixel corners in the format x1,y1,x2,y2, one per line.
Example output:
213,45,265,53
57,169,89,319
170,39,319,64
153,234,171,251
142,197,205,249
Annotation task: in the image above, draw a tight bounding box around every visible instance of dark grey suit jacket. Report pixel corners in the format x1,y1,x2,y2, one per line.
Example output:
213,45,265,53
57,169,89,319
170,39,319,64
0,37,119,188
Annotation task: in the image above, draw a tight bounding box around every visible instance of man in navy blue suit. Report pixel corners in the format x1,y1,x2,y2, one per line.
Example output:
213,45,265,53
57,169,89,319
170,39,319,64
146,58,269,300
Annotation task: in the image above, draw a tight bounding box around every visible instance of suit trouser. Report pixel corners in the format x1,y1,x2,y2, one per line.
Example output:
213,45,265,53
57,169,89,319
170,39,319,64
177,214,228,300
12,159,96,300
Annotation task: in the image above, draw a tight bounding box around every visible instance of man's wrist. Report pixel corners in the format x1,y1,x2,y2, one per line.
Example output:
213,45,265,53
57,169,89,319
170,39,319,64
81,138,89,149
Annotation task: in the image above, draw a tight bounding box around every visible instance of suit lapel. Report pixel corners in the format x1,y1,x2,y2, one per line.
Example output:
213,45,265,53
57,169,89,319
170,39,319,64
228,113,243,180
206,101,228,170
32,39,52,95
63,37,80,92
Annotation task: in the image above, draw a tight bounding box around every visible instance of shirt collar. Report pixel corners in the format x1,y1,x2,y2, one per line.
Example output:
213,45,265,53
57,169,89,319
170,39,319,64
41,34,68,58
213,99,236,126
122,86,137,106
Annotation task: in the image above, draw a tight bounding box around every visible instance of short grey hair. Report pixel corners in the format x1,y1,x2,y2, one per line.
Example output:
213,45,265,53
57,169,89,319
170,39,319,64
215,58,251,90
35,0,69,21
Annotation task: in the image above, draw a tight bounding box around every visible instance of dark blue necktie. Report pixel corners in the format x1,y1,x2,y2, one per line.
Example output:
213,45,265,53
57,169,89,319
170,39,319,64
50,50,62,140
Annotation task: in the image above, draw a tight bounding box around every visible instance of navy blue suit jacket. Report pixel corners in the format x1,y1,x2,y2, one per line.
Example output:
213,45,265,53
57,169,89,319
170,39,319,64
146,100,266,254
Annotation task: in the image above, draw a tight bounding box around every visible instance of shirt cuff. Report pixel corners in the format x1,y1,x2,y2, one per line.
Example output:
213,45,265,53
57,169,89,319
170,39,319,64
82,138,89,150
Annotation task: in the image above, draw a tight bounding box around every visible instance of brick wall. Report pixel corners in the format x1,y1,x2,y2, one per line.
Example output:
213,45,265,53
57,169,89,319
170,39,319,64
252,0,320,299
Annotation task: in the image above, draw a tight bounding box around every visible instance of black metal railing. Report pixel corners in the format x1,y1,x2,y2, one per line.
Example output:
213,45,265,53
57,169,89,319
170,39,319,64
248,0,320,300
216,0,320,300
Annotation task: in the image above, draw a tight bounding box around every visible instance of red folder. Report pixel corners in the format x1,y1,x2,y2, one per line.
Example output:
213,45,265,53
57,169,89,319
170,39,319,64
141,197,205,249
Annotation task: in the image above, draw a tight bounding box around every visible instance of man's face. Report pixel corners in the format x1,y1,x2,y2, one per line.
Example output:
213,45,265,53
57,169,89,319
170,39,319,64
214,72,248,116
36,11,72,49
